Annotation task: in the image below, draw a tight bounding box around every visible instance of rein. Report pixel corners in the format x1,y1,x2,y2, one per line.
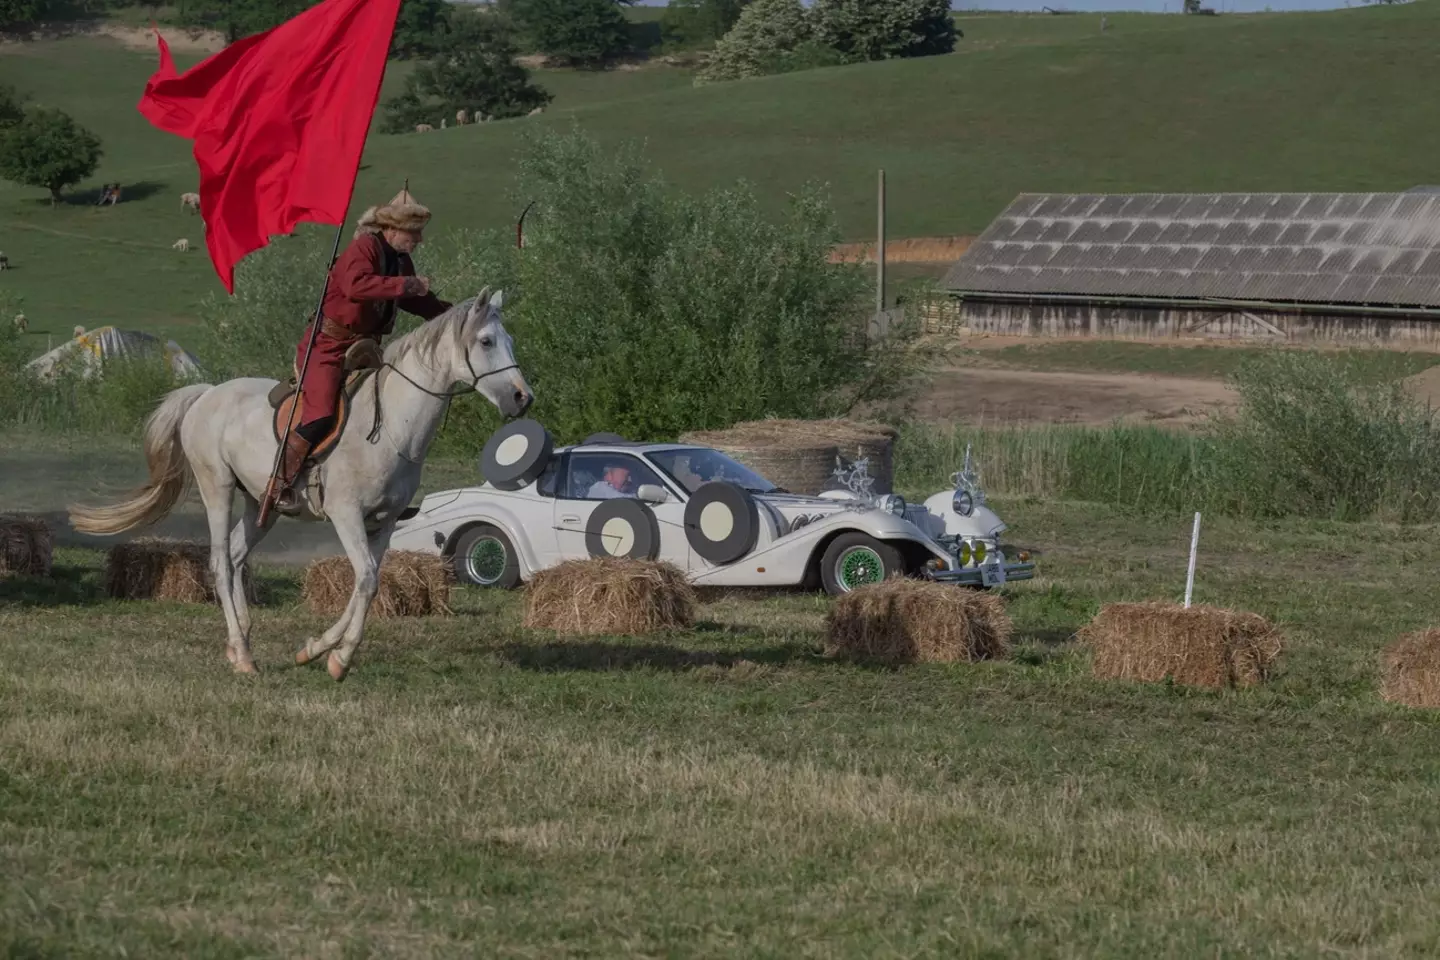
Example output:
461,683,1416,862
365,350,520,444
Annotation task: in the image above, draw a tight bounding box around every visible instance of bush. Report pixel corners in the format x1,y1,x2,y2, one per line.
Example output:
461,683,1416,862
810,0,957,62
0,105,102,205
696,0,811,84
383,13,550,132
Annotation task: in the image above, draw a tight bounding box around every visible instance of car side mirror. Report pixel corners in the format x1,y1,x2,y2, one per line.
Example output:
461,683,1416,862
636,484,669,504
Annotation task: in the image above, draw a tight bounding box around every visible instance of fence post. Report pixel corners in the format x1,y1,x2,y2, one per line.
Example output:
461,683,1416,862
1183,511,1201,608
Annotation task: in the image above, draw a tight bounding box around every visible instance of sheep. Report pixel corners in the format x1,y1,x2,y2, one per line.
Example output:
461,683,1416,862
173,238,190,252
0,251,7,271
415,123,433,133
527,107,544,117
456,108,469,125
180,192,200,213
441,118,447,130
12,313,26,333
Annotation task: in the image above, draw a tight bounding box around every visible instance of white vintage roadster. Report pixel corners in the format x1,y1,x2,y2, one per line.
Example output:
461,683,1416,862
389,421,1035,595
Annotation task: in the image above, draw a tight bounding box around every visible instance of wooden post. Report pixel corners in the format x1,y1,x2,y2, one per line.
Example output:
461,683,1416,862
876,169,886,317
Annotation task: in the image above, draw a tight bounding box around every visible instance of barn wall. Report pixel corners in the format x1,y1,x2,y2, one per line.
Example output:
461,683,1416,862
910,295,1440,347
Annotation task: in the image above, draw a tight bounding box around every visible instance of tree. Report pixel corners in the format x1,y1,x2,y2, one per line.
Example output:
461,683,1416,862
382,13,550,133
0,106,102,205
810,0,956,62
390,0,452,59
660,0,748,51
505,0,631,68
0,85,24,128
695,0,810,84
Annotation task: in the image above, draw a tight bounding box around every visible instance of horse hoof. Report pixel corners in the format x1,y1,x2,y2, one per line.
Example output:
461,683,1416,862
295,644,317,666
232,660,259,675
327,652,349,682
225,646,239,665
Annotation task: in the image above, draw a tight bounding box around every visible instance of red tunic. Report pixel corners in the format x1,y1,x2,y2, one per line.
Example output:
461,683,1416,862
293,232,452,427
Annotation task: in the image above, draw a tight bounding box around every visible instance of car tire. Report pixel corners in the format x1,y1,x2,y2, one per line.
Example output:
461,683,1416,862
452,524,522,589
819,532,903,596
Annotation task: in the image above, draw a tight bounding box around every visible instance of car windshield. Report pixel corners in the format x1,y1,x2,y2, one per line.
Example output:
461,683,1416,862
648,448,778,495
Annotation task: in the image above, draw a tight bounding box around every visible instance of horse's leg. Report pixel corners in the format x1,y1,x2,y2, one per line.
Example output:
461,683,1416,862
223,491,271,665
326,517,397,683
193,466,256,674
295,504,375,671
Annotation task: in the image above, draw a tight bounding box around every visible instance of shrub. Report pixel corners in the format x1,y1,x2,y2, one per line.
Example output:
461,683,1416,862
810,0,957,62
0,105,103,205
383,13,550,132
696,0,811,84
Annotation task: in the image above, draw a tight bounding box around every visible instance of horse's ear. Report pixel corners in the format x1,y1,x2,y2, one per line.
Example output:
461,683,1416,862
491,289,505,310
465,287,492,327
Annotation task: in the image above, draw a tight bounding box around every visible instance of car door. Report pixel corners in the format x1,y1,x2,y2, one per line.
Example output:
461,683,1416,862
553,451,691,567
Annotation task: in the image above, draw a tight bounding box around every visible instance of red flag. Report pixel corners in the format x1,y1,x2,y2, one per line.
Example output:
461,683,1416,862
138,0,401,293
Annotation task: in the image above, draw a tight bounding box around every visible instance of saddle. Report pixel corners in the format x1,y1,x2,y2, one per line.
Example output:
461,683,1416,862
268,338,383,461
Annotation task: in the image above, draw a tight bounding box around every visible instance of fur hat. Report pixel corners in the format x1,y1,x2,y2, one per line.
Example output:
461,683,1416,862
355,187,431,237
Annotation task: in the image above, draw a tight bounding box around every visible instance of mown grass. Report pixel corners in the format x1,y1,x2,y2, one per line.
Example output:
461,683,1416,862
981,341,1440,382
6,498,1440,957
3,2,1439,342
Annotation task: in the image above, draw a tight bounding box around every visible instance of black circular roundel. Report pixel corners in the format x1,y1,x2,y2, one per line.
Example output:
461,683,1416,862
480,419,553,491
683,481,760,566
585,499,660,560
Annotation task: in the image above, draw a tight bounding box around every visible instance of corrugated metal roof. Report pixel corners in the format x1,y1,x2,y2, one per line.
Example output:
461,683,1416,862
941,193,1440,308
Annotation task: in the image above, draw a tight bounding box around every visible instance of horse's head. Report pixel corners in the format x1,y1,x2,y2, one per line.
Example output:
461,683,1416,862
456,287,532,419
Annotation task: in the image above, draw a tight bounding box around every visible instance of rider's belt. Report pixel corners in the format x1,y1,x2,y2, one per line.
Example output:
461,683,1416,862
319,316,361,342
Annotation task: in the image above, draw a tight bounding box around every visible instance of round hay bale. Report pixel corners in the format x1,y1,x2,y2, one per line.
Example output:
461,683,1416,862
679,418,897,495
1078,601,1283,690
0,515,53,578
1380,629,1440,708
824,578,1012,665
104,537,255,603
303,550,453,618
523,558,695,635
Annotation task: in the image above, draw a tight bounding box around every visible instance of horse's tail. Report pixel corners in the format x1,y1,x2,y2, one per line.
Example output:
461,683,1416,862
68,383,212,536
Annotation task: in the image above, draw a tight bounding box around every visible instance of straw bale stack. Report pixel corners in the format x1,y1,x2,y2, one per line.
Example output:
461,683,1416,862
303,551,453,618
1079,601,1283,689
105,537,255,603
523,558,695,635
1380,629,1440,708
0,515,53,578
824,578,1012,665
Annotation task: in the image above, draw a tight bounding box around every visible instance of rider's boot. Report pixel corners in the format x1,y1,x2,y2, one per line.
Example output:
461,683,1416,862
258,430,313,527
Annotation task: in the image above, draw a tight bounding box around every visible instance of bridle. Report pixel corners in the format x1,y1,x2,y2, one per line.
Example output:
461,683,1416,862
365,341,522,444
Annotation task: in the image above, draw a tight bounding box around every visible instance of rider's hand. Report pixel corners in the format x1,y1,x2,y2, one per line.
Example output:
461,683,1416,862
405,276,431,297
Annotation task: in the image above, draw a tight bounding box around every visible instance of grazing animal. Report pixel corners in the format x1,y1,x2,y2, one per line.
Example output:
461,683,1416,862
527,106,544,117
440,118,447,130
0,251,7,271
12,314,26,333
181,192,201,213
455,108,468,125
173,238,190,252
415,123,433,133
68,290,532,680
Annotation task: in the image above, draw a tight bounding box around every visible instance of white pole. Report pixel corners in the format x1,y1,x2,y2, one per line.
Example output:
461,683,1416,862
1183,511,1201,608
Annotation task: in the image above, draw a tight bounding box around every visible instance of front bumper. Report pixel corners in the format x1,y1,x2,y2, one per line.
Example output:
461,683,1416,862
924,560,1036,587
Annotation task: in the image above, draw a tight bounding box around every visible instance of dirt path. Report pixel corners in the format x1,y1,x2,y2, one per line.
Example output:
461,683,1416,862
901,366,1238,426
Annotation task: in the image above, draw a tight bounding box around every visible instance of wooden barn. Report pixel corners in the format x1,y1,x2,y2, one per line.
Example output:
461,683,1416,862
929,191,1440,345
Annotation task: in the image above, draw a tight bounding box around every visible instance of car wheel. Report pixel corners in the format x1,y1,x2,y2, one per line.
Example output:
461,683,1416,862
452,524,521,589
819,532,902,596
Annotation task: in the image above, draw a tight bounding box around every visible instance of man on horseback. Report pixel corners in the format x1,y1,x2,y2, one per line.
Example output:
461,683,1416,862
260,188,452,523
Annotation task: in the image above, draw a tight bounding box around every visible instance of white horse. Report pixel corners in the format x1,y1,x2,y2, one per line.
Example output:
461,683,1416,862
69,289,532,680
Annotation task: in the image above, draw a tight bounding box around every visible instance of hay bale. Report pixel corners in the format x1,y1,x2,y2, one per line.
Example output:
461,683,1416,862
104,537,255,603
1079,601,1283,689
0,515,53,578
1380,629,1440,708
523,558,695,635
302,550,453,618
824,578,1012,665
679,417,898,495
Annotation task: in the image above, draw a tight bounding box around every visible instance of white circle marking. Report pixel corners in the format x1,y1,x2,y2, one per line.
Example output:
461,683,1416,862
601,517,635,556
700,502,734,542
495,434,529,467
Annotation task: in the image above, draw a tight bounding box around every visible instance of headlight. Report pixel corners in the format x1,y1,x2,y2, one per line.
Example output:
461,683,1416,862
955,541,972,565
878,494,906,517
973,540,988,565
953,489,974,517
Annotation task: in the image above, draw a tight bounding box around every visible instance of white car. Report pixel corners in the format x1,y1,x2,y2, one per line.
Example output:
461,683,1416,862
390,421,1035,595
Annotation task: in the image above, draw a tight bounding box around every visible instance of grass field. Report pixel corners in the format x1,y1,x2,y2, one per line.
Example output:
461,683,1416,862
3,2,1439,344
974,340,1440,381
6,495,1440,956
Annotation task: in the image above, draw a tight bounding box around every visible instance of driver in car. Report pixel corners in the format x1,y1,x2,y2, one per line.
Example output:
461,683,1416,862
587,463,633,499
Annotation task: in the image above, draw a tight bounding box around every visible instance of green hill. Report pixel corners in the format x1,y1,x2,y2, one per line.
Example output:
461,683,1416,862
1,2,1438,344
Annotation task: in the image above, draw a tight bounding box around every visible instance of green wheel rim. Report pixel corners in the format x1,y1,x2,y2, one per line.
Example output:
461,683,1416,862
465,537,508,586
837,545,884,592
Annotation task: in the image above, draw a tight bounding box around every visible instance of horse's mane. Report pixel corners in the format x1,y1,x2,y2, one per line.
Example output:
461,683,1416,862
383,297,476,365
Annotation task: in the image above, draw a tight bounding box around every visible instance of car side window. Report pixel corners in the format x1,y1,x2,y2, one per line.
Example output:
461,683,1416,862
535,455,562,498
564,452,665,501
